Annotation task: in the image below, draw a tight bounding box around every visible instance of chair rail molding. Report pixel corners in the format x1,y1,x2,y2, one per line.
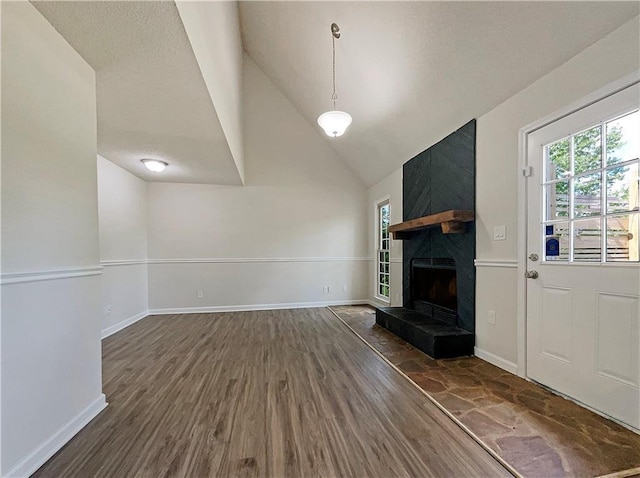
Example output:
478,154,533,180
100,259,148,266
147,257,370,264
1,266,103,285
474,259,518,269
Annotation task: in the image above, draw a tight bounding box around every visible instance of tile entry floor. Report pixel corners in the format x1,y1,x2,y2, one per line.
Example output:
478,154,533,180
329,305,640,478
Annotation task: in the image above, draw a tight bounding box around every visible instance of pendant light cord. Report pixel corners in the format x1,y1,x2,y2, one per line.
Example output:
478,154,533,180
332,33,337,109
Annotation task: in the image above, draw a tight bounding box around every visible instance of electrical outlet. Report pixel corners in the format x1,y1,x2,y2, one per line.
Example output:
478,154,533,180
493,225,506,241
196,290,204,299
488,310,496,325
327,286,332,293
105,304,112,314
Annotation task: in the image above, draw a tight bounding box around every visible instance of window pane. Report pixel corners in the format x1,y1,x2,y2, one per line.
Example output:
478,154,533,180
546,137,570,181
384,263,389,273
382,285,389,297
384,251,389,262
606,215,639,262
573,218,602,262
544,222,569,261
545,181,569,219
606,110,639,165
379,251,384,262
379,263,385,273
382,274,389,285
606,162,639,214
380,204,390,226
574,125,602,175
574,172,602,217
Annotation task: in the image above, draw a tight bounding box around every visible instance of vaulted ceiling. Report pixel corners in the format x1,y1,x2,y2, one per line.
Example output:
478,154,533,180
33,1,640,187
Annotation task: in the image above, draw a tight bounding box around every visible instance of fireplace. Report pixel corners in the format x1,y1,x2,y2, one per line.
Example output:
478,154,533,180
411,258,458,326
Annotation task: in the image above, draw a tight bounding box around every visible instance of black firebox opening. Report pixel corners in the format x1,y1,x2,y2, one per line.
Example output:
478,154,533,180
411,258,458,326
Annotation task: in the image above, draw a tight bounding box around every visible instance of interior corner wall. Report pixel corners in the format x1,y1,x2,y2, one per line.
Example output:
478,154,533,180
1,3,105,476
97,156,148,338
475,16,640,371
146,55,368,312
367,167,403,308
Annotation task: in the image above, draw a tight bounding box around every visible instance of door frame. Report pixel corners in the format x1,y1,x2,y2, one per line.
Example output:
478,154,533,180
516,71,640,378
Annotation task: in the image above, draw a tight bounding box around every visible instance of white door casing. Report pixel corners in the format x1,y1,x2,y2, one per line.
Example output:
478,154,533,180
525,82,640,431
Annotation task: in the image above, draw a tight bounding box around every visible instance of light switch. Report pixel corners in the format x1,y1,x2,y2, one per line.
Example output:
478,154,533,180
493,225,506,241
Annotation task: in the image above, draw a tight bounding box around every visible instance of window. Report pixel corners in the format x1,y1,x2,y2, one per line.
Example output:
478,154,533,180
543,109,639,262
377,200,390,299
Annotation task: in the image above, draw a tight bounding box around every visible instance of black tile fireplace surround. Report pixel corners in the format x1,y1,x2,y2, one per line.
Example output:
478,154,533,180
375,119,476,359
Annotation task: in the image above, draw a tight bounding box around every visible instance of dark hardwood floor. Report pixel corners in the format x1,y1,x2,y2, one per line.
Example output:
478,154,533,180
34,308,513,477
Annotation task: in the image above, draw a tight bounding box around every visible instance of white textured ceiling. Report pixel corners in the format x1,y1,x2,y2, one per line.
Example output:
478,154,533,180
239,1,640,186
32,1,243,185
31,1,639,187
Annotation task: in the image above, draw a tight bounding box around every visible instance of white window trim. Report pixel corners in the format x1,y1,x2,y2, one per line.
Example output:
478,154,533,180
374,195,391,303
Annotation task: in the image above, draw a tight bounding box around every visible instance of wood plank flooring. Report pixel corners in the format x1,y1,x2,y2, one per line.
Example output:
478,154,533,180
34,308,513,477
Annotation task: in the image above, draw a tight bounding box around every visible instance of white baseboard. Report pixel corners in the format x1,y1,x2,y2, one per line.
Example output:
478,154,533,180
148,299,370,315
101,311,149,339
366,298,389,308
474,347,518,375
4,394,107,478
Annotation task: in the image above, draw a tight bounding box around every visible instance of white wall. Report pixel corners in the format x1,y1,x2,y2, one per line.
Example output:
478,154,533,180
1,3,105,476
176,0,245,183
97,156,148,337
475,16,640,370
367,167,403,307
146,55,368,312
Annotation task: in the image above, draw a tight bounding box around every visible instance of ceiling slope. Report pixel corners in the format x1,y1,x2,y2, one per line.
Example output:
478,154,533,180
239,1,640,186
176,1,245,183
32,1,243,185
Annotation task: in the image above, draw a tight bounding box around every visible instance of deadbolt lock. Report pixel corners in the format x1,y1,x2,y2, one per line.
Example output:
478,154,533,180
528,253,539,261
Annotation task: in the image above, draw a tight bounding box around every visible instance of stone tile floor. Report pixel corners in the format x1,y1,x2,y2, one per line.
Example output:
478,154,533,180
330,305,640,478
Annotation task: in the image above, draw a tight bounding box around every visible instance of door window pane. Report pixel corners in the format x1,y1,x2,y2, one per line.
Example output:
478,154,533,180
574,125,602,175
545,181,569,219
573,218,602,262
544,222,570,261
606,215,639,262
574,173,602,217
546,137,570,181
607,162,639,214
606,111,639,165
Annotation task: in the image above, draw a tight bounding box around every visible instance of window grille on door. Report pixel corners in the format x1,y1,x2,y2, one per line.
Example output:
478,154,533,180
543,110,639,262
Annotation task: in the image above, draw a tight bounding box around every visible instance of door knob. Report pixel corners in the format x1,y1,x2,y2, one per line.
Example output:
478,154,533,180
528,253,539,261
525,270,539,279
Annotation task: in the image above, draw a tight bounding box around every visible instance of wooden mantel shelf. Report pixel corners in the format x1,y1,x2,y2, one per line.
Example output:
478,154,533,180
389,210,474,239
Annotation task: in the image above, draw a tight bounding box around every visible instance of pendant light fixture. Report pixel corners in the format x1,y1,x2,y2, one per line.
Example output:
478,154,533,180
317,23,352,138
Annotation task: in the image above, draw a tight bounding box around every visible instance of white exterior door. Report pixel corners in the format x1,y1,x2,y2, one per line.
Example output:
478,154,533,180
526,83,640,431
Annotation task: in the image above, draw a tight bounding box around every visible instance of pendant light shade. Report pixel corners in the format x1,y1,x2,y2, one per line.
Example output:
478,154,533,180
318,23,351,138
317,110,352,137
